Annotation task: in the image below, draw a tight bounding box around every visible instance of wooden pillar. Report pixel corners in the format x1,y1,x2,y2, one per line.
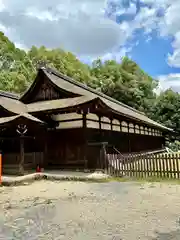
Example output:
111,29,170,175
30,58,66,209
43,137,48,169
83,111,88,170
98,115,102,142
16,124,27,175
109,118,113,146
128,123,131,153
19,136,24,175
102,143,107,172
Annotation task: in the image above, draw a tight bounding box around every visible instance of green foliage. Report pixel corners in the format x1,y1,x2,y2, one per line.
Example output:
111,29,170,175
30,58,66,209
151,89,180,132
167,140,180,152
90,57,157,113
0,32,35,93
28,46,93,84
0,33,93,93
0,71,28,93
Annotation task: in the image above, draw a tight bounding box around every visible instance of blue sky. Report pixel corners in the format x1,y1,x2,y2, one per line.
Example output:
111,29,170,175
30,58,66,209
129,31,176,76
0,0,180,92
111,3,180,80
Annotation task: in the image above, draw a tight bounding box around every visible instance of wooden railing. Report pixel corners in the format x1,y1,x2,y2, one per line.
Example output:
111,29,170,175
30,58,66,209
106,152,180,179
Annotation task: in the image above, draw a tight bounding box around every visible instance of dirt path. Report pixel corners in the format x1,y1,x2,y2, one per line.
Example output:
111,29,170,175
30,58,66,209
0,181,180,239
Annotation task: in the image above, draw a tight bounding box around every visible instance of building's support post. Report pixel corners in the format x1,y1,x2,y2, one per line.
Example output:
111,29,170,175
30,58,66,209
98,116,101,130
102,142,107,173
16,124,27,176
109,118,113,147
41,129,49,170
19,136,24,175
83,110,88,171
128,123,131,153
44,135,48,170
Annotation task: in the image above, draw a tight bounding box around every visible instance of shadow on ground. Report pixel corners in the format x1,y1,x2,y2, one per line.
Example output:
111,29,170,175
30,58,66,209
151,229,180,240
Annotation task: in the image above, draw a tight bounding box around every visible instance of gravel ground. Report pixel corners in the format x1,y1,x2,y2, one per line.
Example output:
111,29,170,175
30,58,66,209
0,180,180,239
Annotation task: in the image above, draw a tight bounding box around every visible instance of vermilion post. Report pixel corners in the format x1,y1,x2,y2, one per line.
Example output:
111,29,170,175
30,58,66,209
0,153,2,184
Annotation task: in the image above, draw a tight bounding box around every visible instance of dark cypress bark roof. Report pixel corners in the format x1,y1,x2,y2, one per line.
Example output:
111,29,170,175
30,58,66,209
0,113,44,125
40,68,172,131
27,95,96,113
0,97,27,114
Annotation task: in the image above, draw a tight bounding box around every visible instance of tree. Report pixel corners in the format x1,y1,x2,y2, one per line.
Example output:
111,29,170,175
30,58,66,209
0,31,34,93
90,57,157,113
150,89,180,133
0,71,28,93
28,46,93,84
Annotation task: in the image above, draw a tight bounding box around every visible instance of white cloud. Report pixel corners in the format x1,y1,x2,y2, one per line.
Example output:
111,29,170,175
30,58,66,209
121,0,180,68
157,73,180,93
100,46,133,62
0,0,180,66
0,0,136,57
147,0,180,68
0,0,5,12
0,0,160,58
167,31,180,67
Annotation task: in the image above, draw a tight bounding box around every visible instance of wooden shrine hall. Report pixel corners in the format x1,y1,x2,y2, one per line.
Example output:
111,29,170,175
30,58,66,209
0,67,172,174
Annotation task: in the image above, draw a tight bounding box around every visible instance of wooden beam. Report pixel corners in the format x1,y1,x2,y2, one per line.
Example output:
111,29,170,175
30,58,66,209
0,136,35,140
57,120,83,129
86,120,99,129
52,112,82,121
88,142,108,146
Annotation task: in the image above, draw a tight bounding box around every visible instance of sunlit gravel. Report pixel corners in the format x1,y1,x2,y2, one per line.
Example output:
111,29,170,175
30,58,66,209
0,180,180,239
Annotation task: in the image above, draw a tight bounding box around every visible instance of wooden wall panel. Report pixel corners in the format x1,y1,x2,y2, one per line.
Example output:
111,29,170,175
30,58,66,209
86,113,99,121
140,126,144,135
145,127,148,135
101,123,111,130
135,125,140,134
129,123,134,133
101,117,111,130
57,120,83,129
86,120,99,129
52,113,82,121
52,112,164,138
121,121,128,132
112,119,120,132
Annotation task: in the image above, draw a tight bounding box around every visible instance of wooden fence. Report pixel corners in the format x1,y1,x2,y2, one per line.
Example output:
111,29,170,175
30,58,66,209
106,152,180,179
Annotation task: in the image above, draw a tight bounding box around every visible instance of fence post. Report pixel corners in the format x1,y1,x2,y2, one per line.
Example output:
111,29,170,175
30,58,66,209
172,154,176,179
162,154,166,178
165,154,169,178
176,153,180,179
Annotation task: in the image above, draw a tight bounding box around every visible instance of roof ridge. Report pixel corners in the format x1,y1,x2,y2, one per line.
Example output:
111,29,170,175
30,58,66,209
44,67,146,116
